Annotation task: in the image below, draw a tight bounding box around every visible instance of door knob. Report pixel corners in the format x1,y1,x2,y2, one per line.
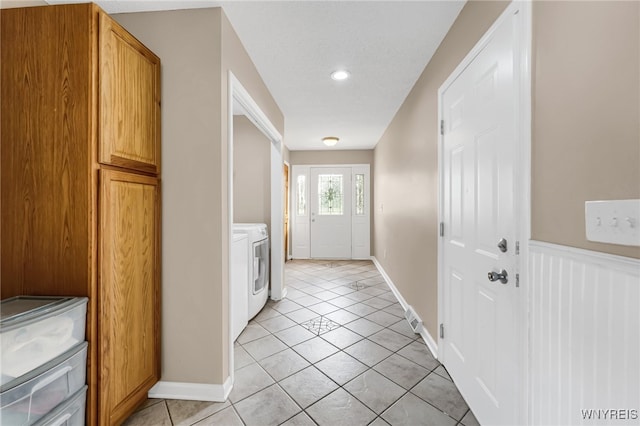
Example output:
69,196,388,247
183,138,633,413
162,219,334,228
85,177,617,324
487,269,508,284
497,238,507,253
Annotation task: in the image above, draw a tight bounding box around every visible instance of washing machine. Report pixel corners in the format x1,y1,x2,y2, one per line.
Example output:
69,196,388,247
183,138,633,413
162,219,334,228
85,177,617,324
231,233,248,342
232,223,269,319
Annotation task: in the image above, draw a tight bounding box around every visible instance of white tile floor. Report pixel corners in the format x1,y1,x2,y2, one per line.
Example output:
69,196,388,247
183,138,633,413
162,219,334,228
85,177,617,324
124,260,479,426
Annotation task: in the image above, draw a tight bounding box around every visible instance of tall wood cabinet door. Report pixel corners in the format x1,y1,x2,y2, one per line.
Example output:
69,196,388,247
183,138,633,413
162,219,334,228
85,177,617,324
1,4,94,298
99,13,160,174
99,169,160,425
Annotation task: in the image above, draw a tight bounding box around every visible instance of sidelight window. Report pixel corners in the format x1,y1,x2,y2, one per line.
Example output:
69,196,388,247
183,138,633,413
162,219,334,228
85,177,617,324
355,174,365,215
297,175,306,215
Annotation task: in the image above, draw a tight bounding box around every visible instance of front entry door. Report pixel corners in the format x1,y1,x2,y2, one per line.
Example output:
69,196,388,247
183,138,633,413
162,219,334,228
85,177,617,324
310,167,352,258
440,5,525,425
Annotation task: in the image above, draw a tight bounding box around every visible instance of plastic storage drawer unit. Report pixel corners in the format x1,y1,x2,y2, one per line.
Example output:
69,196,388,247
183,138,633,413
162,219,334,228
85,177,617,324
0,342,87,425
33,386,87,426
0,296,88,387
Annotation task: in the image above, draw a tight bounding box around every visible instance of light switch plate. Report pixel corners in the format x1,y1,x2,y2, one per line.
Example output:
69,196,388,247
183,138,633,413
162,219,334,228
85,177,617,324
585,199,640,247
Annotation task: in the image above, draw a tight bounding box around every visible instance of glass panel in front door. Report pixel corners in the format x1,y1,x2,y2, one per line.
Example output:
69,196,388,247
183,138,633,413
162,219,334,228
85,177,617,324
318,174,344,215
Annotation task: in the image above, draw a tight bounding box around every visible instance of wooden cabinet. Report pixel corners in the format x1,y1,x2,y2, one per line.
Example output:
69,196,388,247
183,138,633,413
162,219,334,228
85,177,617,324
100,14,161,174
100,170,160,423
1,4,161,425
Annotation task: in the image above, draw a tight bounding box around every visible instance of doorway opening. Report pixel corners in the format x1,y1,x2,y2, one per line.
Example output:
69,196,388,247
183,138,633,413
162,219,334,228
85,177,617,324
291,164,370,260
228,72,284,395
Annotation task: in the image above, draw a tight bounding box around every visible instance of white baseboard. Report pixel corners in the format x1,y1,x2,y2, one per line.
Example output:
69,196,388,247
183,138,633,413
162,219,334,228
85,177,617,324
418,326,438,358
148,376,232,402
279,287,288,300
269,286,288,301
371,256,438,358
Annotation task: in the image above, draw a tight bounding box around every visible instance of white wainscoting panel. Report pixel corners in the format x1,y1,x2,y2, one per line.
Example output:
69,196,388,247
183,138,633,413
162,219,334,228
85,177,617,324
529,241,640,425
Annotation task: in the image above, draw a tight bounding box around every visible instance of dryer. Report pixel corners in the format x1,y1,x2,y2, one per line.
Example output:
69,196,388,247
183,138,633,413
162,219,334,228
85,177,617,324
232,223,269,319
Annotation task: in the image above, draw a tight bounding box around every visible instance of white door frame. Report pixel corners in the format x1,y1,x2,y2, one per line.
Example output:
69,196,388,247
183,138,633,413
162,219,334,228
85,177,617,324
291,163,371,260
284,160,291,260
436,1,531,423
228,71,284,392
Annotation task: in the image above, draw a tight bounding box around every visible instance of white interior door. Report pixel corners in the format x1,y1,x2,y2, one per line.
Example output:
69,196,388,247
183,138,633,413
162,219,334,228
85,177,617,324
440,6,524,425
310,167,352,258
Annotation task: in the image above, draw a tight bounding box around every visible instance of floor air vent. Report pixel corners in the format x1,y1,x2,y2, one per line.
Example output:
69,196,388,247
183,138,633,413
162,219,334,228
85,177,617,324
404,305,422,333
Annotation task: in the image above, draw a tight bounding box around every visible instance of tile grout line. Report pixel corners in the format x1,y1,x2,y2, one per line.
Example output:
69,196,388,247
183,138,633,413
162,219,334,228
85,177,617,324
237,326,453,422
197,261,470,426
285,264,466,423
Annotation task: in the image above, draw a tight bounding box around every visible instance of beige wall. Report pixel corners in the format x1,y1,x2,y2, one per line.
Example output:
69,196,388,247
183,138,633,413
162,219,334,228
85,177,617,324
233,115,271,230
374,0,640,341
283,145,291,164
221,12,284,136
114,8,225,385
0,1,46,8
114,7,283,385
373,1,508,339
290,149,373,166
532,1,639,258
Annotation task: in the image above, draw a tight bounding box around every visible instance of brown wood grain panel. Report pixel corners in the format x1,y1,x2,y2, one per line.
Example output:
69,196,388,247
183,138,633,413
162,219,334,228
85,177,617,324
99,170,160,425
87,6,101,425
99,13,160,174
0,4,94,298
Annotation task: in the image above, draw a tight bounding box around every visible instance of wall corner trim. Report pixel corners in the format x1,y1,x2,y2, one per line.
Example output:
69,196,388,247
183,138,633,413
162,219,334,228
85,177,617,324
371,256,438,358
271,286,288,301
148,377,233,402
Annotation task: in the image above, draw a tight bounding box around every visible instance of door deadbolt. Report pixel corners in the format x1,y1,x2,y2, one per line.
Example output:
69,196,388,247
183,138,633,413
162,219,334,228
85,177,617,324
487,269,508,284
497,238,508,253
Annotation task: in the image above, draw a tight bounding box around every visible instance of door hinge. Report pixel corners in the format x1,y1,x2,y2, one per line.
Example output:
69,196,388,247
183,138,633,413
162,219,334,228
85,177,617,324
440,120,445,136
440,323,445,338
515,241,520,255
516,273,520,288
439,222,444,237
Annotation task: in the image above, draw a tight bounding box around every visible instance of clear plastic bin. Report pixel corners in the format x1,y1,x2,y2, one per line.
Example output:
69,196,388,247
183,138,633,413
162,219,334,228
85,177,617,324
0,342,87,425
1,296,88,386
33,386,87,426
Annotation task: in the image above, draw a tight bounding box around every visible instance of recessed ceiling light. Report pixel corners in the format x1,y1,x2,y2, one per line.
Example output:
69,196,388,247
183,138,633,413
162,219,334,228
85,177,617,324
330,70,350,81
322,136,339,147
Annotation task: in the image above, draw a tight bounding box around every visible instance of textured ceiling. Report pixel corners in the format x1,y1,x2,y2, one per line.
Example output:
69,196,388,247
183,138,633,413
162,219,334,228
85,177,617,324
46,0,466,150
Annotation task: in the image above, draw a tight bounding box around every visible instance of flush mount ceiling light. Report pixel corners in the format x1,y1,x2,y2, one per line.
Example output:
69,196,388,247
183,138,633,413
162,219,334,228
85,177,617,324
330,70,350,81
322,136,339,147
